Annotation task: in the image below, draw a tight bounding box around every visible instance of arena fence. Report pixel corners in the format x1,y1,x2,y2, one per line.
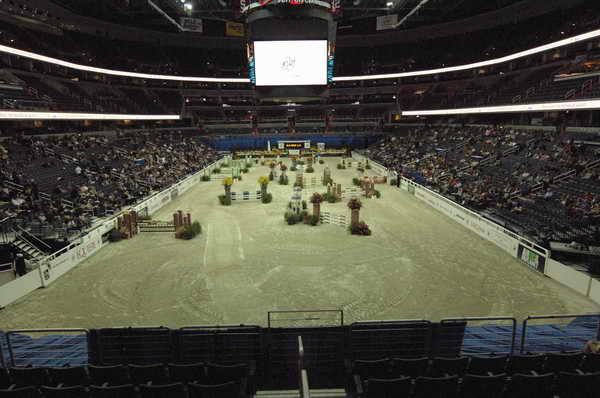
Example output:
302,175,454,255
520,313,600,353
177,325,262,367
3,312,600,367
350,320,433,359
5,329,89,367
439,317,517,356
91,326,173,365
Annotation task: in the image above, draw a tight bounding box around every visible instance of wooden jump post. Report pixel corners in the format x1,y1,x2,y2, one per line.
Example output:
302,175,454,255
117,210,138,238
173,210,192,238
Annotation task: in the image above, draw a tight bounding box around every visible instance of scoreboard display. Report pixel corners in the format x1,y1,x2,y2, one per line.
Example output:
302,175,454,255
279,141,311,150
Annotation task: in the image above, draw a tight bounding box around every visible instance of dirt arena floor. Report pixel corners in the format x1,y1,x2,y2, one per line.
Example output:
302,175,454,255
0,157,598,330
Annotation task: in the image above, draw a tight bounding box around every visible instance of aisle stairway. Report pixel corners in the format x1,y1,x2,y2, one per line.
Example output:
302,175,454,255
256,389,347,398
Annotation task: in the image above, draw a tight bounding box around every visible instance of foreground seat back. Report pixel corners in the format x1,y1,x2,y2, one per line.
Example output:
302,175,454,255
48,366,90,387
390,357,429,378
365,376,411,398
414,375,459,398
467,355,507,375
188,381,241,398
460,373,506,398
505,373,554,398
90,384,135,398
139,382,186,398
88,365,130,386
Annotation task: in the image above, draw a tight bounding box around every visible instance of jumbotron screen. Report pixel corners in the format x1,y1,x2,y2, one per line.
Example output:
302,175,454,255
253,40,328,86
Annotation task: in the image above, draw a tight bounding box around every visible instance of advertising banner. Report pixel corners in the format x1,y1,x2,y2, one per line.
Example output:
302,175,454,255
226,21,245,37
180,17,203,32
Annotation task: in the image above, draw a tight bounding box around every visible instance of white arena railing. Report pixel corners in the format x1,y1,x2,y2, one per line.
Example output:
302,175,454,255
403,99,600,116
0,111,180,120
351,151,600,306
0,156,230,308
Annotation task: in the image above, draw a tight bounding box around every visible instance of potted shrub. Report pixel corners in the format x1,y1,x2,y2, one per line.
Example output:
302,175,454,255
222,177,233,202
258,176,269,198
349,221,372,236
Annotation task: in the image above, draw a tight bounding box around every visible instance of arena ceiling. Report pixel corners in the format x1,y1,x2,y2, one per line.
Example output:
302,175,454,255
49,0,532,32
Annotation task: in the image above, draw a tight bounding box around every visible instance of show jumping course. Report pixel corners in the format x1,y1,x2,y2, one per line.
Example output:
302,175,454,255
119,210,193,237
231,191,263,201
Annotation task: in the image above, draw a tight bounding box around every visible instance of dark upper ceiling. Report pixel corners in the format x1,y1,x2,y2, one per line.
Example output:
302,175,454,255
49,0,531,33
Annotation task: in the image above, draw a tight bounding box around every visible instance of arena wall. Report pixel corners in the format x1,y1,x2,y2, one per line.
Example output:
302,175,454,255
0,158,226,308
352,151,600,306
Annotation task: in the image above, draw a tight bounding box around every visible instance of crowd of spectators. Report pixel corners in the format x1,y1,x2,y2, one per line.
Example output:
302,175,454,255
366,125,600,246
0,130,218,238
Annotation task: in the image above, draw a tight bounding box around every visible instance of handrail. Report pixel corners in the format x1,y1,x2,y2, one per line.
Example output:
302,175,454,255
15,225,52,251
520,314,600,353
298,336,305,372
300,369,310,398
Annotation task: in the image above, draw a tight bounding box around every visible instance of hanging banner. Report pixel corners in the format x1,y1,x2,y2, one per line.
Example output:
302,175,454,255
376,14,398,31
226,22,245,37
180,17,203,33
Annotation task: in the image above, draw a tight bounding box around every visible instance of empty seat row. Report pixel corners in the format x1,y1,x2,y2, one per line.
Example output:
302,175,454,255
0,362,252,390
350,352,599,380
360,371,600,398
0,381,242,398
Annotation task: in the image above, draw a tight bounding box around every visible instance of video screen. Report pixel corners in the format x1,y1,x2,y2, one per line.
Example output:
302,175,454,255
254,40,328,86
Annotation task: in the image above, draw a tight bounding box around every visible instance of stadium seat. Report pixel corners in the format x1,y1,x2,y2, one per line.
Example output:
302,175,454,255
0,369,11,389
543,352,584,373
555,371,600,398
581,353,600,373
0,386,40,397
365,376,412,398
40,385,88,398
429,357,469,377
48,366,90,387
9,367,48,387
188,381,242,398
504,373,554,398
507,354,545,374
460,373,506,398
128,364,168,385
88,365,130,386
89,384,135,398
390,357,429,378
467,355,508,375
167,363,205,383
205,363,248,384
413,375,459,398
139,382,185,398
352,359,390,380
